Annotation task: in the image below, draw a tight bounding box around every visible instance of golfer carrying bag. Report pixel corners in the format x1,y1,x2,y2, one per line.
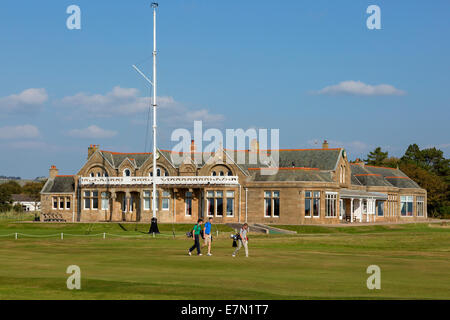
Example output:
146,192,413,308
232,223,249,258
188,219,203,256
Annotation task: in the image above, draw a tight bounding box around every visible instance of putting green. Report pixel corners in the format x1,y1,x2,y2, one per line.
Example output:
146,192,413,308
0,221,448,300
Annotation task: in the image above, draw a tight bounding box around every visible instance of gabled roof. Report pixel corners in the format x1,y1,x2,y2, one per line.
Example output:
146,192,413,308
41,176,75,193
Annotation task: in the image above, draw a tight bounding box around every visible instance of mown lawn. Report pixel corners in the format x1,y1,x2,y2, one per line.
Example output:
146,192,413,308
0,221,448,300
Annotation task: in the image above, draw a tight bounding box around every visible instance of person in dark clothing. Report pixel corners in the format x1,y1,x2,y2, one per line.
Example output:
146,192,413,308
188,219,203,256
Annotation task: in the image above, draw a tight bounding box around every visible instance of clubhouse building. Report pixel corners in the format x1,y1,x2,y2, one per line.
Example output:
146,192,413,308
40,141,427,224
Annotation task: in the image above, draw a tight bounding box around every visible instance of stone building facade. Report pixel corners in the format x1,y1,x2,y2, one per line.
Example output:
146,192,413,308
40,142,427,225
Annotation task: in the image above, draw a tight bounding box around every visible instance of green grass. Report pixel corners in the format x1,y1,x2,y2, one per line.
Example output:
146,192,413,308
0,221,449,300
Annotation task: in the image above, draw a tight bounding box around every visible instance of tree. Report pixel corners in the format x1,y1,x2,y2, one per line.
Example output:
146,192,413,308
399,144,450,219
0,185,13,212
365,147,388,166
382,157,400,169
0,181,22,195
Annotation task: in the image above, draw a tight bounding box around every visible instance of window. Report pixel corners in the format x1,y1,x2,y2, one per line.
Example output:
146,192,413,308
143,191,151,210
186,192,193,216
377,201,384,217
90,173,95,178
219,171,224,176
417,196,425,217
124,169,131,177
66,198,71,210
226,191,235,217
212,171,217,176
84,191,91,209
101,192,109,210
228,171,233,176
96,173,101,177
59,198,65,210
401,196,414,217
387,194,398,217
52,197,58,210
325,193,337,218
92,191,99,210
340,166,346,184
144,190,159,210
305,191,320,218
207,191,215,216
264,191,280,218
216,191,224,216
206,191,227,216
162,191,170,210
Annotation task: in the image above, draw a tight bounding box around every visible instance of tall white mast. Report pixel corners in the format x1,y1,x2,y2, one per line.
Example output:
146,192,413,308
151,2,158,221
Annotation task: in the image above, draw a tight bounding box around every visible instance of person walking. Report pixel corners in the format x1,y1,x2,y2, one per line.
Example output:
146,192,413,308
232,223,249,258
202,217,213,256
188,219,203,256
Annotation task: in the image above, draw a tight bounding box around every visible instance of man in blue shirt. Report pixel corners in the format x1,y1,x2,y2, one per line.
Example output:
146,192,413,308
203,217,213,256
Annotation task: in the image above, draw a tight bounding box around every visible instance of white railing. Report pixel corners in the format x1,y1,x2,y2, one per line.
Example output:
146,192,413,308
79,176,239,186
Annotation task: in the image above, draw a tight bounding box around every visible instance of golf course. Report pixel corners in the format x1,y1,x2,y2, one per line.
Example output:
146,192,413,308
0,216,449,300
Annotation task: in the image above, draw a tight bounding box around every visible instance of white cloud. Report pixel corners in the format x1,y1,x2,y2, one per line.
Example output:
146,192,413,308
0,125,40,140
58,86,224,126
0,88,48,113
316,81,406,96
68,125,118,139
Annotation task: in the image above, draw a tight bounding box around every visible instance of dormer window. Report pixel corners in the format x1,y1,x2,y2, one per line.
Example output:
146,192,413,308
124,169,131,177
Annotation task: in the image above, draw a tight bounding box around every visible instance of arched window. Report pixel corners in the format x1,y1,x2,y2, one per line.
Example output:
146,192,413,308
90,173,94,178
219,171,224,176
124,169,131,177
150,167,168,177
228,171,233,176
96,172,101,177
212,171,217,176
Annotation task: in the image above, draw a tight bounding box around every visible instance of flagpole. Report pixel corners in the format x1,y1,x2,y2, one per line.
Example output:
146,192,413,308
150,2,159,234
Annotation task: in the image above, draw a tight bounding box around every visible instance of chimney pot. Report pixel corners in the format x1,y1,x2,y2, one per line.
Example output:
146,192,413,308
322,140,329,149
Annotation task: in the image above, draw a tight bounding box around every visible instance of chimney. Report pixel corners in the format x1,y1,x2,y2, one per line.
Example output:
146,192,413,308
190,140,196,160
250,139,260,153
88,144,99,159
49,165,59,179
322,140,329,149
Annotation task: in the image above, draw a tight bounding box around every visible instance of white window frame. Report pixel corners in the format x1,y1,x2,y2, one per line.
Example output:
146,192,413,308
226,191,235,217
185,192,193,216
416,196,425,217
401,196,414,217
66,197,71,211
325,192,338,218
123,169,131,177
52,197,58,210
101,192,109,210
83,191,91,210
143,191,151,211
264,191,280,218
92,191,99,210
162,191,170,211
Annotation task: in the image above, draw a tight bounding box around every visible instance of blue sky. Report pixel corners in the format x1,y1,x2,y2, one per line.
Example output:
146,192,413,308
0,0,449,178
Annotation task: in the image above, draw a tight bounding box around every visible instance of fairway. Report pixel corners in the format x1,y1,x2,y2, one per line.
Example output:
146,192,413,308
0,220,449,300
